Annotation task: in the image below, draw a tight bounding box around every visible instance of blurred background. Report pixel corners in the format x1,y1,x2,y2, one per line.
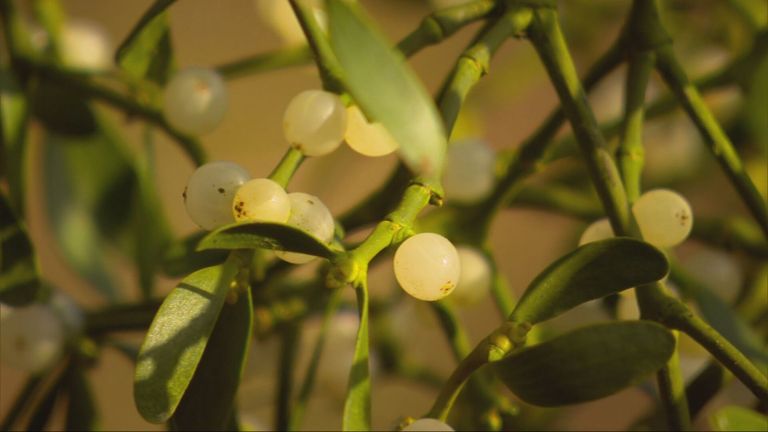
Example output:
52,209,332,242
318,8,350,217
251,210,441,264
1,0,766,430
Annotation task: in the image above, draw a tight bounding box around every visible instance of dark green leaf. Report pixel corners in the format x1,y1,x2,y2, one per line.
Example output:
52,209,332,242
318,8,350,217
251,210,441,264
162,231,228,277
171,283,253,430
342,284,370,431
116,0,176,84
198,222,337,259
134,258,240,423
0,68,30,213
65,367,98,431
509,238,669,324
327,0,447,178
494,321,675,406
0,192,42,306
710,406,768,431
32,81,97,135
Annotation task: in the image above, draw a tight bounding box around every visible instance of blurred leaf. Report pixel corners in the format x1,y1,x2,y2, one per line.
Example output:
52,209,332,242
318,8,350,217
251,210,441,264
493,321,675,406
710,406,768,431
32,81,97,135
0,68,30,213
171,284,253,430
162,231,228,277
509,238,669,324
134,258,240,423
25,366,67,431
327,0,447,178
0,191,42,306
198,222,337,259
65,367,98,431
116,0,176,84
342,284,370,431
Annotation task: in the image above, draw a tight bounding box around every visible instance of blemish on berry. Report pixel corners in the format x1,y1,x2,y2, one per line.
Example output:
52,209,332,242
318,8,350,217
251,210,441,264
218,187,225,194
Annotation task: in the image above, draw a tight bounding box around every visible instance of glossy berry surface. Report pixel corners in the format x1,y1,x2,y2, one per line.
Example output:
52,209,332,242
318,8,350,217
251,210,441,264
632,189,693,248
578,218,615,246
403,418,455,431
185,161,251,230
163,67,228,136
233,178,291,224
451,246,492,306
276,192,335,264
393,233,461,301
344,104,399,157
283,90,347,156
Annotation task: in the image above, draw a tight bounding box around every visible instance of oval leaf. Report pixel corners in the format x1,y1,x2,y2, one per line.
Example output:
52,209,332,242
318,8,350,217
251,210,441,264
171,284,253,430
494,321,675,406
134,259,239,423
509,238,669,324
327,0,447,178
197,222,336,259
0,192,42,306
116,0,176,84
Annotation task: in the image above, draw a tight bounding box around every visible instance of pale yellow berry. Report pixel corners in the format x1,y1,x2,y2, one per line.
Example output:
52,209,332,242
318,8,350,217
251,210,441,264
344,105,399,157
394,233,460,301
233,178,291,224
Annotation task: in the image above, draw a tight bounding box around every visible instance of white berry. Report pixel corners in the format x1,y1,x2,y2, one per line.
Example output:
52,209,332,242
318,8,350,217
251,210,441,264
185,161,251,230
451,246,492,306
578,218,615,246
60,20,112,71
442,139,495,203
632,189,693,248
163,67,228,136
255,0,327,46
0,304,65,374
403,418,455,431
276,192,335,264
233,178,291,224
344,104,399,157
393,233,460,301
283,90,347,156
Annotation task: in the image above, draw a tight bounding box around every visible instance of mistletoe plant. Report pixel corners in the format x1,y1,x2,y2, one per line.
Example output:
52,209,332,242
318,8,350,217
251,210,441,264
1,0,767,431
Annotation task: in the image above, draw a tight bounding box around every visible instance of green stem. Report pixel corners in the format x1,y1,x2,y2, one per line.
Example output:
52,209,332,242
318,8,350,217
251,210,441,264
84,300,162,334
216,46,312,80
397,0,499,57
437,7,533,135
289,0,345,93
16,57,206,165
426,342,490,421
275,324,301,431
617,50,655,203
342,281,371,431
268,148,305,188
655,333,691,431
655,45,768,239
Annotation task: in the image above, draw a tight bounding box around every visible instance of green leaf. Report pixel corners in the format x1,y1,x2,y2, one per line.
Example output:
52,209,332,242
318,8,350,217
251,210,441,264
198,222,337,259
493,321,675,406
0,68,30,213
25,366,67,431
327,0,447,178
134,258,240,423
171,284,253,430
65,367,98,431
115,0,176,84
0,192,42,306
710,406,768,431
509,238,669,324
162,231,228,277
342,284,370,431
32,81,97,136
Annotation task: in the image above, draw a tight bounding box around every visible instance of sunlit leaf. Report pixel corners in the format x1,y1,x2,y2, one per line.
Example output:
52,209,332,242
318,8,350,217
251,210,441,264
494,321,675,406
134,258,240,423
509,238,669,324
198,222,337,259
171,284,253,430
710,405,768,431
116,0,176,84
327,0,447,178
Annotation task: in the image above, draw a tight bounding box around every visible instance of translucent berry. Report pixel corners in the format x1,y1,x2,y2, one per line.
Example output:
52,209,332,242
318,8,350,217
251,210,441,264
0,304,65,374
185,161,251,230
393,233,461,301
232,178,291,225
163,67,228,136
403,418,455,431
632,189,693,248
60,20,112,71
283,90,347,156
255,0,326,46
276,192,335,264
578,218,615,246
442,139,495,203
344,104,399,157
451,246,492,306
